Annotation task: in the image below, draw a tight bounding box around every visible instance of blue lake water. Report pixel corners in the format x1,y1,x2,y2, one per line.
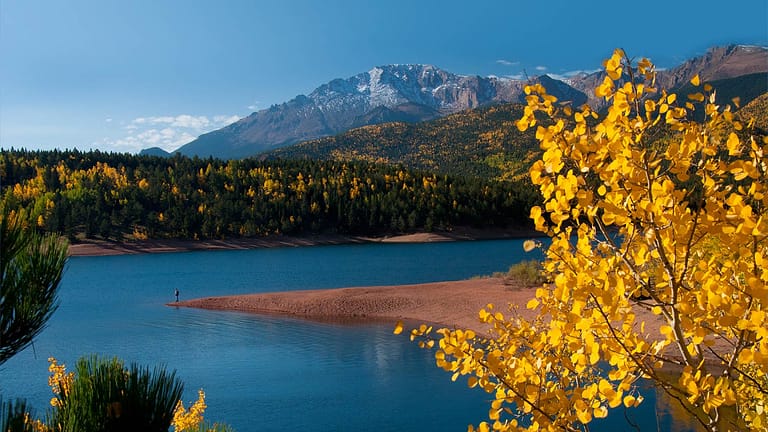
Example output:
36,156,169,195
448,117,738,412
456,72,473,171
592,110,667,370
0,240,697,431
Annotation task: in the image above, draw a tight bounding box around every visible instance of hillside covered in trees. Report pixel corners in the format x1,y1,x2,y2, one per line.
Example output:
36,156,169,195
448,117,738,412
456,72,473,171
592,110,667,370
0,150,539,242
263,103,541,180
262,83,768,180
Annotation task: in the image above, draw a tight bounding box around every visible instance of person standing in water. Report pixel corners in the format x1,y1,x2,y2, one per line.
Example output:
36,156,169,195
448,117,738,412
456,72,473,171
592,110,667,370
175,288,179,302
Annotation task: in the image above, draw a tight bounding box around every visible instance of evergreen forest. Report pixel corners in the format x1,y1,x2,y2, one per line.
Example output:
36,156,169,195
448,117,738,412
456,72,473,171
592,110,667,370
0,150,539,242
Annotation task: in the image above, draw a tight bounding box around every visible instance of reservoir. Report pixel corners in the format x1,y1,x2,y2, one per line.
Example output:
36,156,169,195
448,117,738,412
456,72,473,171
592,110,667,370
0,240,696,431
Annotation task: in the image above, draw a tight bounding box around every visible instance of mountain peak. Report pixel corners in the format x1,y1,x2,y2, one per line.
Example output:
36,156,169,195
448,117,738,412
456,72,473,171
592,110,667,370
369,63,446,74
171,45,766,159
177,62,552,159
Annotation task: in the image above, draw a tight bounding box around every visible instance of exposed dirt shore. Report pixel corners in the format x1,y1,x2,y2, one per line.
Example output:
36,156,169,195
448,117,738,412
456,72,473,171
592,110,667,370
172,277,539,334
67,227,540,257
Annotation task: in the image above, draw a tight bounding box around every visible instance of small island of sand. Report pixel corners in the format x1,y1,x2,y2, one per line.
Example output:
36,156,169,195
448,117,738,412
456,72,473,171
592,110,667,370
173,277,536,333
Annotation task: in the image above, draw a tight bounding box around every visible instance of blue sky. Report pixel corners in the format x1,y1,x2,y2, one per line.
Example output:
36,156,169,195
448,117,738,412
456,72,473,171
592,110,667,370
1,0,766,154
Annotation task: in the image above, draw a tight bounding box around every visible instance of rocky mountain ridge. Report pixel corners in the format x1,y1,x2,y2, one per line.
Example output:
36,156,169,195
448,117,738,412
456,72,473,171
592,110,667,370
569,44,768,110
168,45,767,159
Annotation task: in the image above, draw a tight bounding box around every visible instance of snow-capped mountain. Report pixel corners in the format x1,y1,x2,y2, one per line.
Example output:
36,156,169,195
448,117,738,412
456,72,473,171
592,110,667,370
175,64,586,159
172,45,766,160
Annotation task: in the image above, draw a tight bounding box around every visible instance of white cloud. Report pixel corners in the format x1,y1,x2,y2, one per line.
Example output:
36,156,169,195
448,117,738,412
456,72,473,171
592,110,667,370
496,59,519,67
131,115,212,129
98,113,242,154
213,115,241,124
535,65,548,71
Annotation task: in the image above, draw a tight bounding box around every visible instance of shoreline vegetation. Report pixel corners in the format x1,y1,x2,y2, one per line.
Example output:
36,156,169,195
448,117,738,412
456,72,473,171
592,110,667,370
67,226,540,256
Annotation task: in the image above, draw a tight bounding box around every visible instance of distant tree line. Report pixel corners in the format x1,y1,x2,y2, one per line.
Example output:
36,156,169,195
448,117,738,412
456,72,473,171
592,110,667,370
0,149,540,241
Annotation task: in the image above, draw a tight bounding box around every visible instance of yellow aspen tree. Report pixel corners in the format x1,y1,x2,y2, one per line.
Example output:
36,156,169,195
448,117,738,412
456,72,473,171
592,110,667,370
408,50,767,431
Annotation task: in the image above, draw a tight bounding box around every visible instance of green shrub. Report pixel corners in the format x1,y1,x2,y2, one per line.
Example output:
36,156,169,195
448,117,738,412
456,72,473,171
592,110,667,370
1,398,35,432
498,260,546,287
49,356,184,432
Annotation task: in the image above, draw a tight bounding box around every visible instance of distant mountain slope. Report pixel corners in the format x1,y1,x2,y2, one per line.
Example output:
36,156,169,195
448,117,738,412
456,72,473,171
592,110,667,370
138,147,172,157
738,92,768,133
170,45,766,160
264,78,768,180
658,45,768,88
175,66,585,159
263,103,540,179
675,72,768,110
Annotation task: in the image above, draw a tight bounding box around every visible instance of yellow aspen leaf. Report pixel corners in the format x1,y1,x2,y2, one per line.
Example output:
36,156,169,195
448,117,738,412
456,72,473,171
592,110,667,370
604,50,624,80
595,76,614,98
523,240,537,252
690,74,700,86
666,93,677,104
593,405,608,418
526,298,540,309
393,320,404,335
478,309,489,321
598,379,614,397
576,408,592,424
623,395,637,408
549,326,562,344
660,325,674,338
467,376,479,388
727,132,741,155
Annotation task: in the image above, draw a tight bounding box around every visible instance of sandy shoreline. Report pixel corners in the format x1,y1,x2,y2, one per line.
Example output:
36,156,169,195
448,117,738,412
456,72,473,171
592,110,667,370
172,277,539,334
67,227,540,257
171,277,665,341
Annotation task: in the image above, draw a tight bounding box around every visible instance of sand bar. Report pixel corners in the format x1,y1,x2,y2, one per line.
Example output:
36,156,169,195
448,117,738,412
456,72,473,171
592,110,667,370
172,277,537,333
